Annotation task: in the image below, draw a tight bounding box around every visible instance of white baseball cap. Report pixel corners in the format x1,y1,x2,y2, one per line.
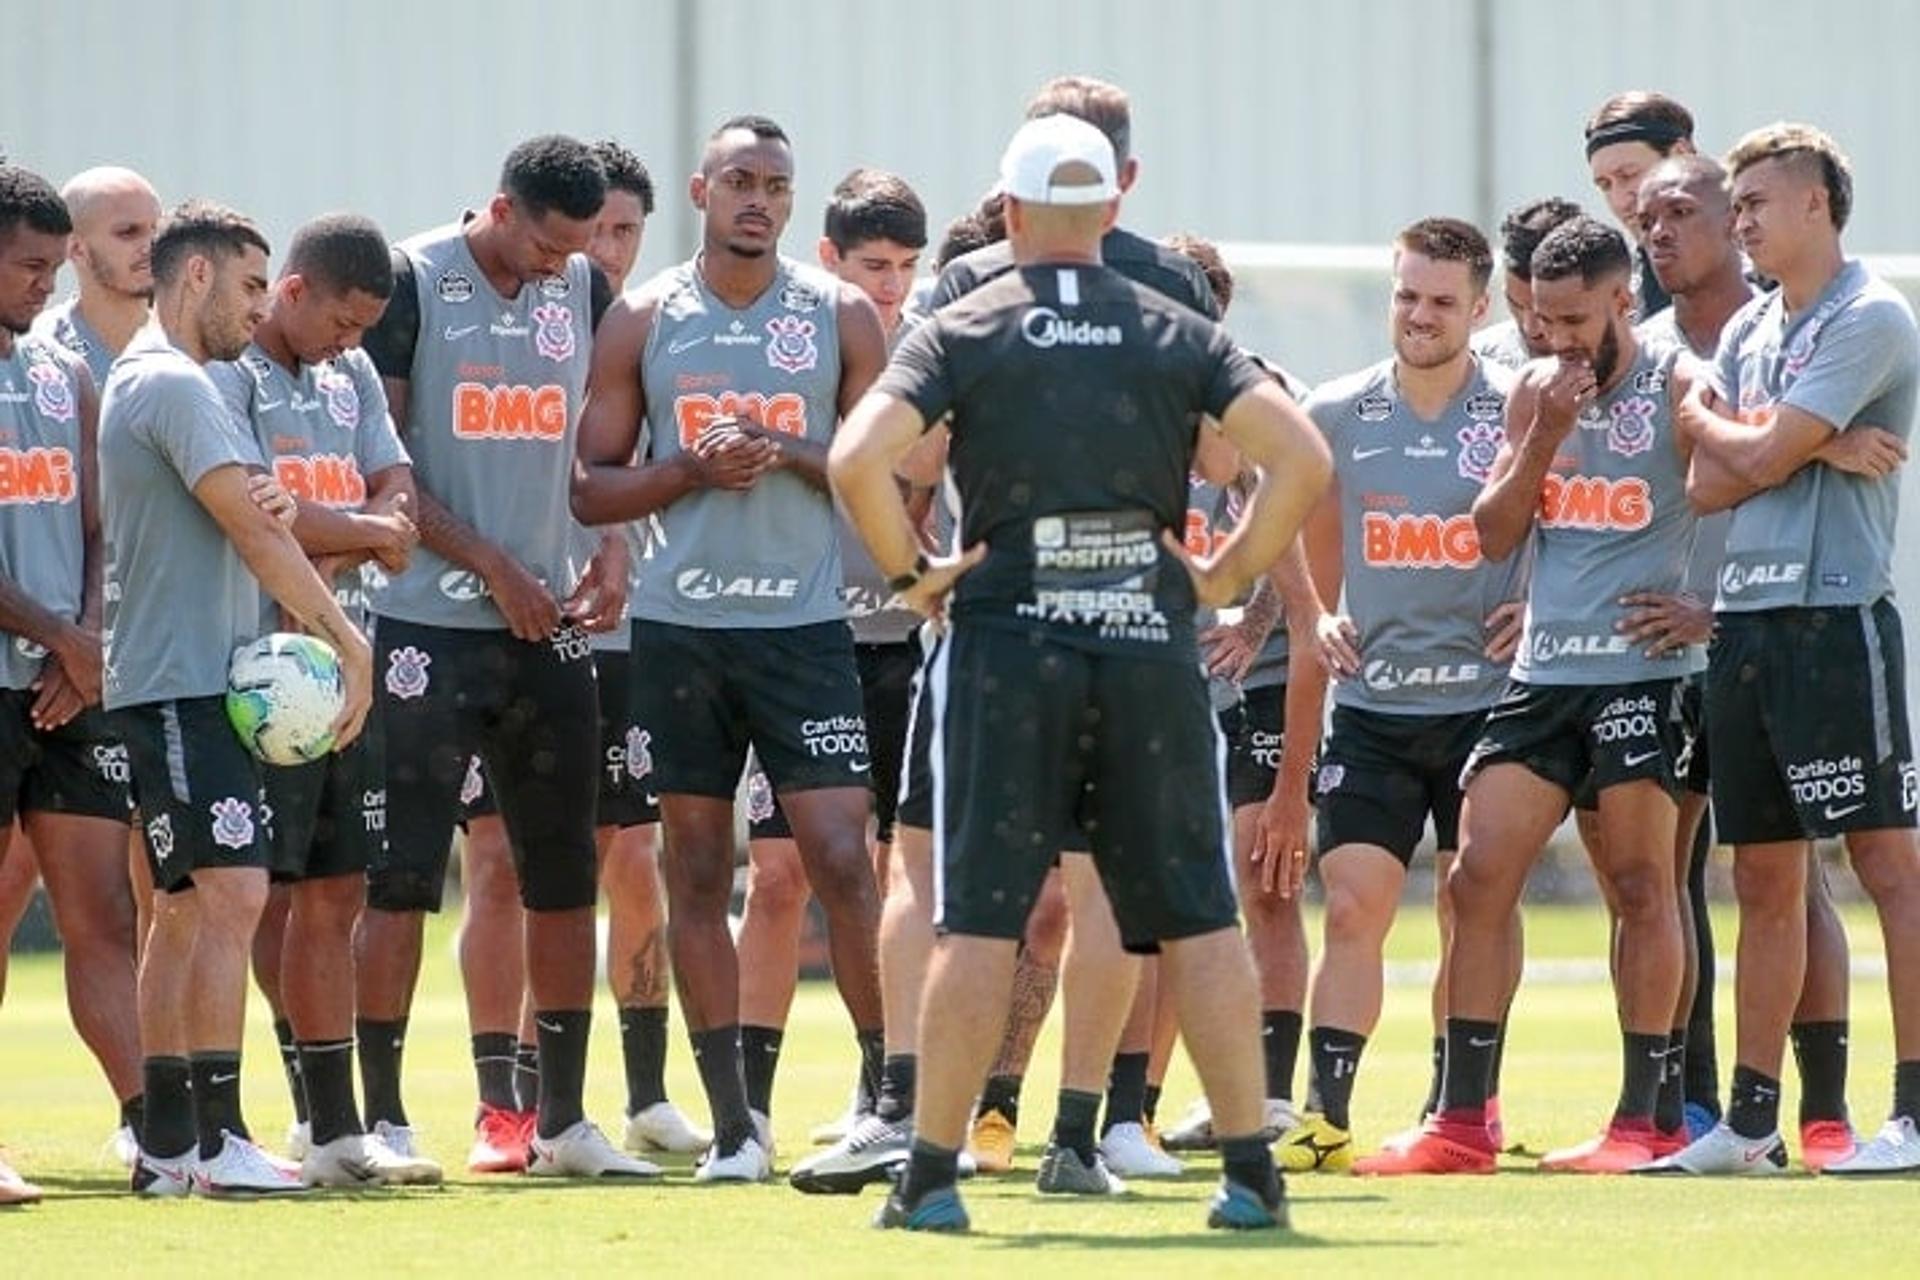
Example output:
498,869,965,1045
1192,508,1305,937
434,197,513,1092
997,115,1119,206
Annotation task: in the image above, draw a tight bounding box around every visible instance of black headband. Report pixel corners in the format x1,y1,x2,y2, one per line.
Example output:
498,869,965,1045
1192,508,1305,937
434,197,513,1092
1585,119,1689,158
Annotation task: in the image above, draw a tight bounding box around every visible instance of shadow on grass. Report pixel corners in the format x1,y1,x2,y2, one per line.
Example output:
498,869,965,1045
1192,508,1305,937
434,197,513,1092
974,1228,1433,1252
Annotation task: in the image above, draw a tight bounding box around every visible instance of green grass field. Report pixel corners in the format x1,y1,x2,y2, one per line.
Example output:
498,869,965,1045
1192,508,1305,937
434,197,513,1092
1,902,1911,1276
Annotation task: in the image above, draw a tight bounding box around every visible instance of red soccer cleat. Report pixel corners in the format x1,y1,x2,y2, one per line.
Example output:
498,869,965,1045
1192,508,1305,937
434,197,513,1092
468,1104,535,1174
1540,1120,1663,1174
1800,1119,1858,1172
1353,1114,1497,1176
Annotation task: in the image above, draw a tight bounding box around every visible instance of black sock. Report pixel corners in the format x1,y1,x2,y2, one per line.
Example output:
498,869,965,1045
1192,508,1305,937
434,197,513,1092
120,1093,146,1139
1656,1029,1687,1133
140,1057,194,1159
1220,1133,1282,1208
875,1053,917,1123
1894,1060,1920,1124
299,1040,362,1146
1051,1088,1101,1164
979,1074,1022,1124
1439,1019,1500,1114
1726,1065,1783,1139
189,1051,248,1159
1143,1083,1162,1125
471,1031,520,1113
1616,1031,1668,1125
691,1025,754,1153
1488,1017,1510,1099
740,1024,784,1118
1261,1010,1303,1102
273,1018,307,1124
900,1138,959,1204
1421,1036,1446,1118
1684,819,1719,1113
356,1017,409,1128
1308,1027,1367,1130
514,1040,541,1113
856,1029,884,1118
533,1009,590,1139
620,1007,669,1115
1102,1052,1149,1134
1790,1021,1850,1124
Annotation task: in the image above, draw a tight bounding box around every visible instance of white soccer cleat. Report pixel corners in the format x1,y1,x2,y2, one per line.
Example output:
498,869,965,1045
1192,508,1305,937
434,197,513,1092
528,1120,662,1179
303,1131,445,1187
193,1131,312,1197
1099,1122,1184,1178
371,1120,426,1160
107,1124,140,1169
0,1154,44,1205
285,1121,311,1162
624,1101,710,1155
1159,1098,1217,1151
1825,1116,1920,1176
1035,1141,1129,1196
130,1147,194,1199
788,1114,912,1194
751,1108,776,1161
1264,1098,1301,1141
695,1135,773,1183
1639,1122,1787,1176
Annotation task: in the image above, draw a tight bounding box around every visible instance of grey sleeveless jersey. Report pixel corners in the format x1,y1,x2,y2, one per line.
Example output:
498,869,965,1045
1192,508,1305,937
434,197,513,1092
0,335,89,689
208,344,408,631
32,299,115,390
840,311,923,644
369,223,593,630
632,257,846,629
1511,345,1700,685
1187,474,1245,712
1308,356,1526,714
1711,262,1919,613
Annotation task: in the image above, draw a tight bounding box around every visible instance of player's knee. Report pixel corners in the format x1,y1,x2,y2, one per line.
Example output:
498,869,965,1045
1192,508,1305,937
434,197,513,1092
804,843,878,916
1848,837,1920,904
746,844,812,916
1023,877,1070,956
1323,882,1386,946
294,875,366,932
1606,860,1671,922
1730,854,1803,913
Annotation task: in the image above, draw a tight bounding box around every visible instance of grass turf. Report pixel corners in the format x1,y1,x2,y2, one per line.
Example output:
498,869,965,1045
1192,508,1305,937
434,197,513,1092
0,902,1910,1276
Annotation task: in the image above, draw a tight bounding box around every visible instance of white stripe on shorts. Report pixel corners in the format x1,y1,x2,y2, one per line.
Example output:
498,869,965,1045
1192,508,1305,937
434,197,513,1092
160,702,190,804
926,629,955,928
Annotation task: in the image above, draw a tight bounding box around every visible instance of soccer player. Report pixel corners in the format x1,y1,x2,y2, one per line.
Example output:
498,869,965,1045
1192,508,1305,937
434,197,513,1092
738,167,930,1151
106,200,373,1196
0,164,138,1206
1264,219,1527,1174
1368,216,1700,1175
38,166,162,387
1473,197,1583,369
1584,91,1697,317
573,115,889,1183
355,135,654,1178
206,214,442,1187
835,112,1329,1232
1661,123,1920,1175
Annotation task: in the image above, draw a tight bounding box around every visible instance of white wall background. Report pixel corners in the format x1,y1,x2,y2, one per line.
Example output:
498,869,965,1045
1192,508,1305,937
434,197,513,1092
5,0,1917,665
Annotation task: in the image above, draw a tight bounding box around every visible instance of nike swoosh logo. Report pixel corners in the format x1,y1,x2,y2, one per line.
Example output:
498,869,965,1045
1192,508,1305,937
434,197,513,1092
1352,446,1392,461
1623,749,1661,768
1824,802,1866,821
850,761,871,773
1467,1036,1498,1049
444,324,480,340
1742,1145,1773,1164
535,1018,566,1034
668,334,709,354
255,398,284,411
209,1072,239,1085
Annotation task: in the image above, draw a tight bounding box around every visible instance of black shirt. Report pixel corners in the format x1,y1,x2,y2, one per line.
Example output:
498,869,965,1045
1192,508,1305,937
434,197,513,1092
882,263,1264,659
929,225,1220,320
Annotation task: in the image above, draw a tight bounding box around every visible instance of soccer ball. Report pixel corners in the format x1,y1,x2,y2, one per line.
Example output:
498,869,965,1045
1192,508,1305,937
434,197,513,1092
226,633,346,766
